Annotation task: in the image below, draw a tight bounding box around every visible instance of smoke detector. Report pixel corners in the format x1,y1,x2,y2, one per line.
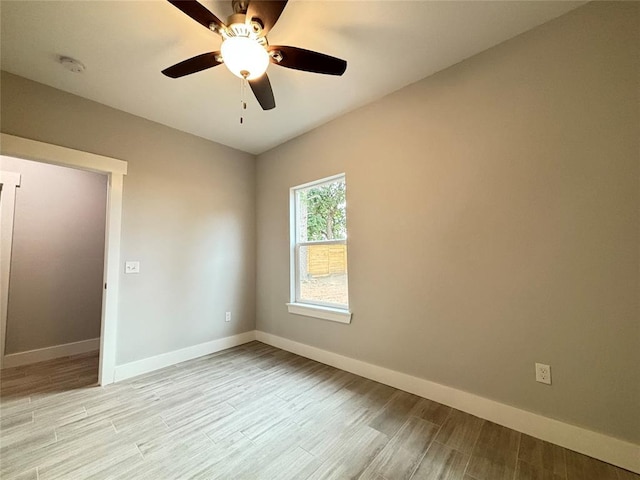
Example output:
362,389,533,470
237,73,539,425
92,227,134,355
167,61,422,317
59,56,85,73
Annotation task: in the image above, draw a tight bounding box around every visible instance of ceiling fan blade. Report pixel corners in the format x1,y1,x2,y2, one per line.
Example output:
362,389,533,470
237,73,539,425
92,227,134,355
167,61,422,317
162,52,222,78
249,74,276,110
269,46,347,76
246,1,288,36
167,0,225,33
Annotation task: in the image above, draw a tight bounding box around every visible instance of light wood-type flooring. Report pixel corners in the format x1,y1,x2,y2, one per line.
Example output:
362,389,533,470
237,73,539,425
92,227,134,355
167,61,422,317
1,341,637,480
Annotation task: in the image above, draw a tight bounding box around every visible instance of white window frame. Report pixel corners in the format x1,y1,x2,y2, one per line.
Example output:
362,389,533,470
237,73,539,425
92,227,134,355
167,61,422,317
286,174,352,324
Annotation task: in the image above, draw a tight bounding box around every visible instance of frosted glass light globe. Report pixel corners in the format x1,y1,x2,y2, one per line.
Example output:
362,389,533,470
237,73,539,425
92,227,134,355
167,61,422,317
221,37,269,80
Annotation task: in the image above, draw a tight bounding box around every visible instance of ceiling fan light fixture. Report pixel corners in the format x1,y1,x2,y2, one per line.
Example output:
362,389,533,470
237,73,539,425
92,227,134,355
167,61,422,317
221,36,269,80
163,0,348,111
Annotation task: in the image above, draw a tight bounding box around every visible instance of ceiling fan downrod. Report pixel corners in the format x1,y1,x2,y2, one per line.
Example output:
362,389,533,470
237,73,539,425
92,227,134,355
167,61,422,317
232,0,249,14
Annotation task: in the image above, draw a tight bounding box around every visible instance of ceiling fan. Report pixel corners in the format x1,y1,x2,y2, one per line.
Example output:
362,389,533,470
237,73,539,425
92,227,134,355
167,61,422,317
162,0,347,111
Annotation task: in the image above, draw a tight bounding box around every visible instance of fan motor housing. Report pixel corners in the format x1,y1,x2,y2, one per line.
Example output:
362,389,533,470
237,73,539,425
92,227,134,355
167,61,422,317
225,13,262,37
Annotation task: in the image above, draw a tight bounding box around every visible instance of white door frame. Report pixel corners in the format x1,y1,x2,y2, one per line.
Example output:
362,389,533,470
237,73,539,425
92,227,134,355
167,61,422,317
0,133,127,385
0,170,21,369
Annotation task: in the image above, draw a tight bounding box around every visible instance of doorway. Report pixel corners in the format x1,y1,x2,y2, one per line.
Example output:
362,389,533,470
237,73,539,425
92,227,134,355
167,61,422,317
0,134,127,385
1,157,107,377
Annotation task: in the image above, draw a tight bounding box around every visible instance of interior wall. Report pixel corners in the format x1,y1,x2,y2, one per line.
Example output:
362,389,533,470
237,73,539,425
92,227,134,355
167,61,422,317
0,72,257,365
1,156,106,354
255,2,639,443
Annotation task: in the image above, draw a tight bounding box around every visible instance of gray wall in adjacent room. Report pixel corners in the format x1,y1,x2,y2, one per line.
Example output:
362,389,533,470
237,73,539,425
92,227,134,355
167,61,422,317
1,156,106,353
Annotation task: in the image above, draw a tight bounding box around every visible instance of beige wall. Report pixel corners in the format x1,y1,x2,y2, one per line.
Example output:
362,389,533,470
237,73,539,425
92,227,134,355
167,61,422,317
256,2,639,443
1,71,257,365
1,156,106,353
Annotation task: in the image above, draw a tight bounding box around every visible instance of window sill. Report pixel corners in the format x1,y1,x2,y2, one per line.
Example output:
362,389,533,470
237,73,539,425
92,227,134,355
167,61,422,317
286,303,352,324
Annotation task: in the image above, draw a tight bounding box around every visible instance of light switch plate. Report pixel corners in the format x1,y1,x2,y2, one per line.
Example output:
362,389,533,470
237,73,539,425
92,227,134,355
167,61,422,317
125,261,140,274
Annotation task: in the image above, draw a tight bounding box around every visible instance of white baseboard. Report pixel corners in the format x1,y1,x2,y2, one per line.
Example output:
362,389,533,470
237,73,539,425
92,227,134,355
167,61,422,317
113,330,257,382
255,330,640,474
2,338,100,368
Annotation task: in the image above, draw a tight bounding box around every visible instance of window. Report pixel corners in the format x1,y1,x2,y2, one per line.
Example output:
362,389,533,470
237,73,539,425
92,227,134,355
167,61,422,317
287,174,351,323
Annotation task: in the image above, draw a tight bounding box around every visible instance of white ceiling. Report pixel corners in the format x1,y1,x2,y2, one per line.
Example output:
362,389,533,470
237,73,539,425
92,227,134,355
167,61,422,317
1,1,584,155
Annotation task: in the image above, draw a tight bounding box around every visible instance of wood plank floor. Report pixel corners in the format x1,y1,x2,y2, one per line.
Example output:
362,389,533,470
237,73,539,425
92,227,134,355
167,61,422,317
1,341,637,480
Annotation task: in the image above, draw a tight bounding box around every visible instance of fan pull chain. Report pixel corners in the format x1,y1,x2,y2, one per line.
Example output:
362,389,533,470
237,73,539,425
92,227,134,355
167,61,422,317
239,77,248,125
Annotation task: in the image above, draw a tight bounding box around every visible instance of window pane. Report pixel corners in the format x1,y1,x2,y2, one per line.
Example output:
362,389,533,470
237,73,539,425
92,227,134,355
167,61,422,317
297,243,348,307
296,180,346,242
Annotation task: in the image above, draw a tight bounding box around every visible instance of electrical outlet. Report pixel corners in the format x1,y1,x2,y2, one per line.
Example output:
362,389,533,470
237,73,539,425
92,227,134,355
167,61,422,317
225,312,231,322
535,363,551,385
